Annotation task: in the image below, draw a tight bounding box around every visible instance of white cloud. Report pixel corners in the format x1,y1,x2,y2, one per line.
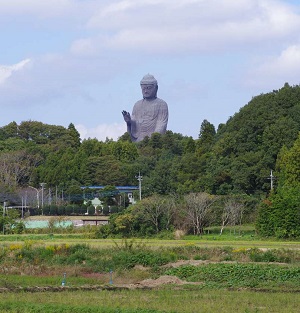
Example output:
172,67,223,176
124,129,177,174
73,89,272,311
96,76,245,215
0,0,76,17
0,59,31,84
76,123,126,141
74,0,300,55
0,0,101,30
71,38,97,56
0,52,126,108
1,0,299,57
245,45,300,88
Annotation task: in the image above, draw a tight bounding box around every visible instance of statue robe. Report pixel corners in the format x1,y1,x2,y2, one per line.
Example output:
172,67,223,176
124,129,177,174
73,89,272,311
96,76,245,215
128,97,168,142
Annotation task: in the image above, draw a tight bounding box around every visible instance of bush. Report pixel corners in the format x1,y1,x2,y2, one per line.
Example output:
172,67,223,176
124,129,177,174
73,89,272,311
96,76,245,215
110,206,119,214
257,187,300,238
57,206,65,216
94,224,112,238
43,206,51,216
13,221,25,234
248,248,291,263
87,206,95,216
78,205,87,215
65,205,74,215
102,206,109,215
49,205,58,215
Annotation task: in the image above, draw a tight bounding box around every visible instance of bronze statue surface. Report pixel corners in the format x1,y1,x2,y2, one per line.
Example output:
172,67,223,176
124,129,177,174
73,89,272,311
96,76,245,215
122,74,168,142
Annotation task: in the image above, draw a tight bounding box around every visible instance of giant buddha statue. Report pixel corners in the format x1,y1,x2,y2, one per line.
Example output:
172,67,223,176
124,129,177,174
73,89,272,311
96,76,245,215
122,74,169,142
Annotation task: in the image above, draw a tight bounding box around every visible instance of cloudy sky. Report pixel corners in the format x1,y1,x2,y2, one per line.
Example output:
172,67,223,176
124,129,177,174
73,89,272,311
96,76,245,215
1,0,300,141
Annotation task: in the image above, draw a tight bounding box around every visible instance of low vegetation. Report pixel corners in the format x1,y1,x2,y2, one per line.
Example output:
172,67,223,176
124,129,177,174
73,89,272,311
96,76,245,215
0,234,299,312
1,239,300,289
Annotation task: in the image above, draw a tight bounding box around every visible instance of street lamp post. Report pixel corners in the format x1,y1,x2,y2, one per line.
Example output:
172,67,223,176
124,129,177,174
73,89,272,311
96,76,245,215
28,186,40,210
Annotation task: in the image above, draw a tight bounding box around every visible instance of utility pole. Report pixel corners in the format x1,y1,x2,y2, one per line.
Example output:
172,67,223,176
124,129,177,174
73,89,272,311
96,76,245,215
55,186,58,205
268,170,276,191
3,201,7,235
136,172,143,201
48,188,51,205
40,183,46,214
21,197,24,219
25,191,27,210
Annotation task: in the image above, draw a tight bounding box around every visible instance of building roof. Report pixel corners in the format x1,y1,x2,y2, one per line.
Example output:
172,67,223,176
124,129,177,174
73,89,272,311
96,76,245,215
81,186,139,193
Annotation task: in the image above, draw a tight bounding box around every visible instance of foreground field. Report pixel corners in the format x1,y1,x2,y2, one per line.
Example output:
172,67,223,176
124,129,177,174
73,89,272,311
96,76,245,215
0,234,300,312
1,288,300,313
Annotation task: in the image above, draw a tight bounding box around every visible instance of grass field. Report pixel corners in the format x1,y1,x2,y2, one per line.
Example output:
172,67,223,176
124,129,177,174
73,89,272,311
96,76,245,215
1,234,300,250
0,288,299,313
0,225,300,312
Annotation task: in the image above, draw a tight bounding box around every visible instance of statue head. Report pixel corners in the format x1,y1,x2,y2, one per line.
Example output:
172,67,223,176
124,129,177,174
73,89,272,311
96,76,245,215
140,74,158,100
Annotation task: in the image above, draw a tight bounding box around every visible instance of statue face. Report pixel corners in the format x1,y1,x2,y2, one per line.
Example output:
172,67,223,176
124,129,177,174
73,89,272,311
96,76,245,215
141,84,157,99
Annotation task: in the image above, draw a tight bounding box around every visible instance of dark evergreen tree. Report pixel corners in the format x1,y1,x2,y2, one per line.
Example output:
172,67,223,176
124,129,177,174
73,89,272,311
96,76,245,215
67,123,81,148
197,119,216,151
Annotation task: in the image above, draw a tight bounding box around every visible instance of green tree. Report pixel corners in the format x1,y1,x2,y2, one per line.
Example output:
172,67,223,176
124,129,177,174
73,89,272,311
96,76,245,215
67,123,81,148
65,180,83,204
197,119,216,151
99,185,118,207
257,187,300,238
109,141,138,162
113,211,135,236
0,121,18,140
79,138,104,157
0,207,22,234
276,133,300,187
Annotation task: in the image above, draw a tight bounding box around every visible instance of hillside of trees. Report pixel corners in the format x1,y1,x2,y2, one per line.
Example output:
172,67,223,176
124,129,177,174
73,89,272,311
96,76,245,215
1,83,300,237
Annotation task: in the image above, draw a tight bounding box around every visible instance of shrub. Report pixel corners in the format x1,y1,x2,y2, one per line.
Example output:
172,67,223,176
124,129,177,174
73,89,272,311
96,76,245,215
57,206,65,216
95,224,112,238
50,205,58,215
43,206,51,216
87,206,95,216
102,206,109,215
65,205,74,215
248,248,291,263
257,187,300,238
110,206,118,214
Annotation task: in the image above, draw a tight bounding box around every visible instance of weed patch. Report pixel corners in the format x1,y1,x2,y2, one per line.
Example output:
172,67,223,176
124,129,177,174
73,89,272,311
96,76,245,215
0,302,167,313
164,263,300,289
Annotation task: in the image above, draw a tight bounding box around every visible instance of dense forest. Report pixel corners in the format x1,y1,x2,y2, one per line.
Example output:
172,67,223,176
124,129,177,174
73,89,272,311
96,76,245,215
1,83,300,237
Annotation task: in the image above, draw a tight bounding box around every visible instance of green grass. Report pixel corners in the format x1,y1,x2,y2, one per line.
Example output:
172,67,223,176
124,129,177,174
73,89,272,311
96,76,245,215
1,235,300,251
0,274,107,287
1,223,299,251
0,289,299,313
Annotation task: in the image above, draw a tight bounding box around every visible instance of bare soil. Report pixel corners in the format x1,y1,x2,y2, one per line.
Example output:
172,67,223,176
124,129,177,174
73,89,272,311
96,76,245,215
125,275,203,289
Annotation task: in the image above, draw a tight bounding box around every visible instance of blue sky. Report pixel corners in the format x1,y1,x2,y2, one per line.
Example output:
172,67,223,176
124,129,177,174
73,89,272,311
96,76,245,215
1,0,300,141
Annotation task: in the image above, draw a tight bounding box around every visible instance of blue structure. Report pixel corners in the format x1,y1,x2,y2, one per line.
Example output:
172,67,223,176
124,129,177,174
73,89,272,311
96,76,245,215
81,186,139,204
81,185,138,193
